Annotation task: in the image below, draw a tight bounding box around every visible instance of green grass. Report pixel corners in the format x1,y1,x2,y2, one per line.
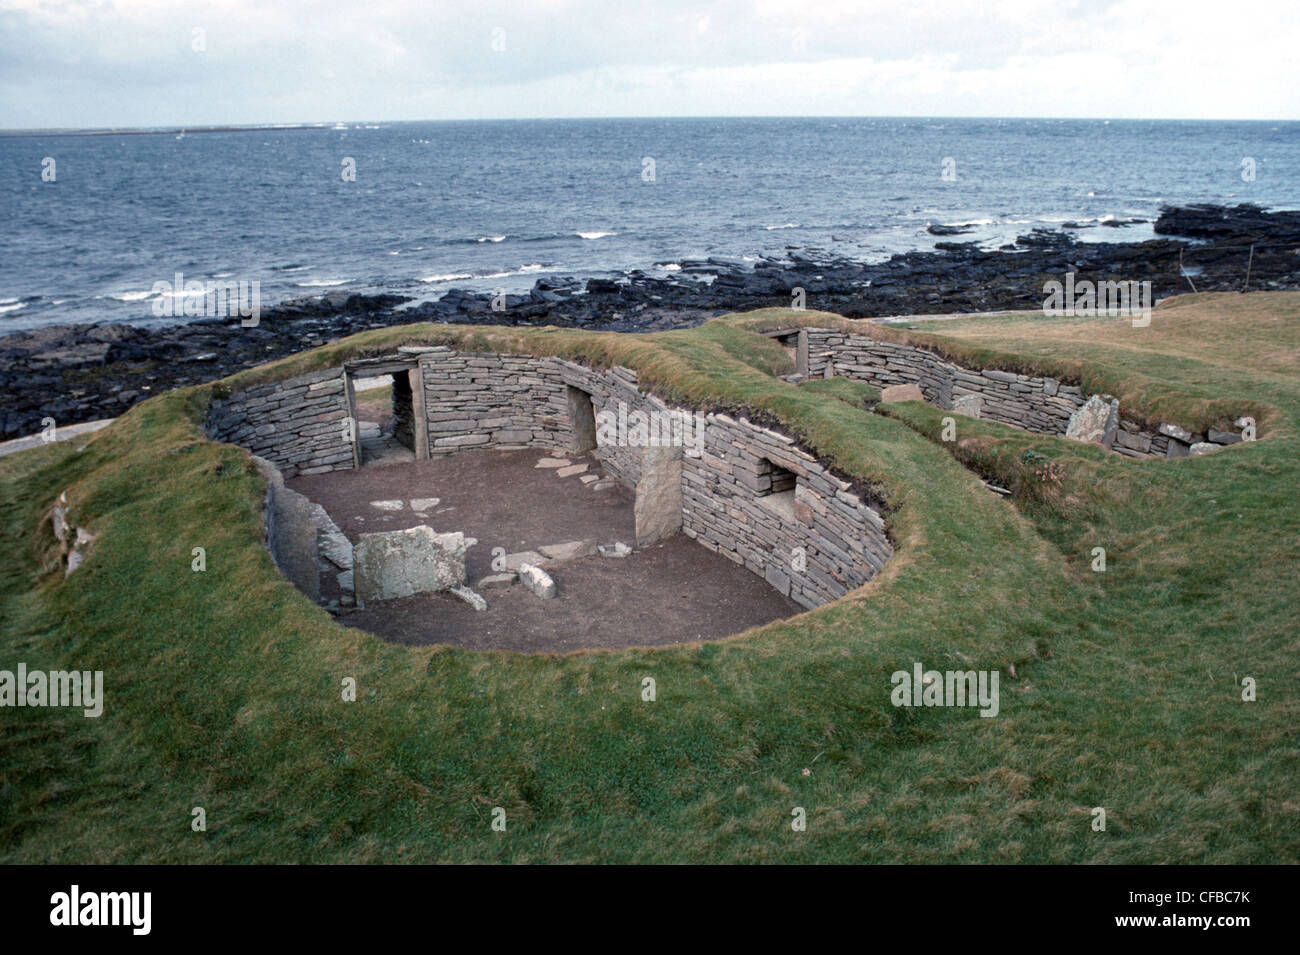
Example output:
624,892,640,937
1,293,1296,863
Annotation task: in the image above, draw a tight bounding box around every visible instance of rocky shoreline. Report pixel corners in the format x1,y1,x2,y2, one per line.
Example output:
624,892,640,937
3,202,1299,439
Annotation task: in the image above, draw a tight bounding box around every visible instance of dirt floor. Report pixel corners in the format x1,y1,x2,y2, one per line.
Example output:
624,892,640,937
286,448,802,652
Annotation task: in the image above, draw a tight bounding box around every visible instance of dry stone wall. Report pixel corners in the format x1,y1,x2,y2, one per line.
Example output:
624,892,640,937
803,329,1253,458
683,413,891,609
417,347,574,454
205,368,353,477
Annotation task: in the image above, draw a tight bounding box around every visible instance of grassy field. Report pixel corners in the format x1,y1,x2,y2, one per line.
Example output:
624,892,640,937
1,292,1295,863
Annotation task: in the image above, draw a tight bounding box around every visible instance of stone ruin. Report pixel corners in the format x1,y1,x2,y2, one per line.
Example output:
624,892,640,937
208,345,895,614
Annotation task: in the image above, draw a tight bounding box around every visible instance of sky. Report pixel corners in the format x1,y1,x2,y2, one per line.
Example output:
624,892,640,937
1,0,1297,129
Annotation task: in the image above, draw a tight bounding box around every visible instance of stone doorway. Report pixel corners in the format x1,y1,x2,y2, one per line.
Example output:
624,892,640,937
345,359,427,468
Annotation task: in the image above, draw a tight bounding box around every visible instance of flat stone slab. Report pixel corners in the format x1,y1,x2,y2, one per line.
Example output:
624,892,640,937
518,563,557,599
535,457,571,469
579,474,598,484
369,499,404,510
353,525,469,602
409,497,441,511
1189,442,1219,456
598,541,632,558
556,463,589,477
1207,429,1241,445
503,550,551,572
589,479,617,490
477,572,518,589
539,539,598,562
880,383,924,403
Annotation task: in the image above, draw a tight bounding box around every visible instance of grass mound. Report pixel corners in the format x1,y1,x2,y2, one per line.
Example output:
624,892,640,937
1,293,1295,863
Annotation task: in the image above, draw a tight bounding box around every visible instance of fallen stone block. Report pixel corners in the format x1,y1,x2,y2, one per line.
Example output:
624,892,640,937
539,539,598,562
410,497,441,511
477,572,518,589
518,563,557,599
370,499,404,511
450,584,487,612
1188,442,1218,456
556,463,589,477
1207,429,1241,445
504,550,550,572
535,457,571,469
598,542,632,558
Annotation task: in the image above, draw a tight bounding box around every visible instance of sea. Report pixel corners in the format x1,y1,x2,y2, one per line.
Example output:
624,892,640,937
2,117,1298,332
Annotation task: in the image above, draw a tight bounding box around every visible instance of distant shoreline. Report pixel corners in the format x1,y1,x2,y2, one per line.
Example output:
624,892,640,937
3,202,1298,440
4,115,1299,138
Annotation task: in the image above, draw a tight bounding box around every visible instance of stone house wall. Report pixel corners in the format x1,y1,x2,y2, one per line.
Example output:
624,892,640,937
682,413,891,609
204,367,353,478
802,329,1176,457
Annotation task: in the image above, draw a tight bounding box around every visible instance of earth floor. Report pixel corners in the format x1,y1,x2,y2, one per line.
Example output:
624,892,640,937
286,447,803,652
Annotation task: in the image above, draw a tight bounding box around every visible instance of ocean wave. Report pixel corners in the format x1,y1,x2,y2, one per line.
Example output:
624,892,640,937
482,264,547,279
764,223,799,230
577,231,616,240
296,279,349,287
109,290,155,302
476,235,507,243
0,301,25,314
419,272,474,283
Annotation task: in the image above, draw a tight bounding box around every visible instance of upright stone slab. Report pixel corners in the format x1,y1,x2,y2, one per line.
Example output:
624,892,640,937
1065,394,1110,443
796,330,809,377
635,444,683,546
252,455,320,602
1100,398,1121,449
951,393,982,418
353,526,469,603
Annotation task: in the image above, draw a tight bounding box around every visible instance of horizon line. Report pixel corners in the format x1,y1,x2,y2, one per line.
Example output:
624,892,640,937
3,114,1298,136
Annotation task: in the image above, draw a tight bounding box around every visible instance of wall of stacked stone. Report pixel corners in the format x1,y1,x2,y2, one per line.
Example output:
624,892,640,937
204,368,354,478
802,329,1176,458
417,349,574,454
682,412,892,609
416,350,667,491
556,360,657,490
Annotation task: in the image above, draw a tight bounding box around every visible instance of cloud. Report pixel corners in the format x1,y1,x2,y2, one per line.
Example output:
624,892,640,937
0,0,1295,126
